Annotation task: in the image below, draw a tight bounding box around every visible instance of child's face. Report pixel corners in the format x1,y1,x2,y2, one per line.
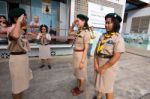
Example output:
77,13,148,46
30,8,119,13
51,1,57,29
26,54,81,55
0,17,6,22
41,27,46,33
105,18,114,32
76,18,85,28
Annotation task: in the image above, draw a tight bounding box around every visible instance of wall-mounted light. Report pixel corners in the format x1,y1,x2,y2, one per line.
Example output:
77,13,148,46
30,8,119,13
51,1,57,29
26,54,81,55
42,0,51,14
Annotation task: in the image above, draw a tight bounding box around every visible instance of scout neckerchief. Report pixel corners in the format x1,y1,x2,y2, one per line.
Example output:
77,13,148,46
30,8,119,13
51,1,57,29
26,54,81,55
71,27,85,47
96,32,117,54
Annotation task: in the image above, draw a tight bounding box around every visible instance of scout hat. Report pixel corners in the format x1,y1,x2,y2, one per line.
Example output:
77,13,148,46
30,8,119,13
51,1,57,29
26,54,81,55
9,8,26,23
105,13,122,23
77,14,89,22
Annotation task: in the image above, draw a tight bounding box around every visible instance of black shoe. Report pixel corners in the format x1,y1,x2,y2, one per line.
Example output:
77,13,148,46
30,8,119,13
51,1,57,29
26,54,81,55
40,65,45,68
48,65,51,69
93,96,97,99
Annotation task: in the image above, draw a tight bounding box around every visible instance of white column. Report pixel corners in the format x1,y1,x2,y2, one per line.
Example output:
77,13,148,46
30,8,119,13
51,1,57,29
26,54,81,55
146,20,150,50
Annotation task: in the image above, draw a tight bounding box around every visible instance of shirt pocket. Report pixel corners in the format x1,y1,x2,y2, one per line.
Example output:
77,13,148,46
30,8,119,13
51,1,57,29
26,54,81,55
76,35,84,44
104,40,114,51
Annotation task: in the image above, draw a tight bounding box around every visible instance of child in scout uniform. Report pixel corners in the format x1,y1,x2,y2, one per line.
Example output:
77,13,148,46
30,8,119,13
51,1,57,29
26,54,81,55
37,24,52,69
93,13,125,99
7,8,33,99
69,14,91,96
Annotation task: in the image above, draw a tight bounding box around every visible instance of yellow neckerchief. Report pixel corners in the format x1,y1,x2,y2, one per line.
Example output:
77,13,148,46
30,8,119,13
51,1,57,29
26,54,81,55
76,27,85,38
96,32,117,54
71,27,85,47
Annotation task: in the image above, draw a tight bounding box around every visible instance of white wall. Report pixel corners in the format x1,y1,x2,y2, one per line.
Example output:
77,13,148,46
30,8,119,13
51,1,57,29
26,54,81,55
59,2,67,36
0,1,8,19
70,0,75,26
122,23,127,33
140,0,150,3
120,0,126,33
125,7,150,33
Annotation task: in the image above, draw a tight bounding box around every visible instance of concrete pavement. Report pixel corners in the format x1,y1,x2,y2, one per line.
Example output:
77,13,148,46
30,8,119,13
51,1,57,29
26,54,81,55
0,51,150,99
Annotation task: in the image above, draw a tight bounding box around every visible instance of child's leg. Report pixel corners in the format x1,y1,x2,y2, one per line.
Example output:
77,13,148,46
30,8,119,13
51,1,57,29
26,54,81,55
47,58,51,69
40,59,46,68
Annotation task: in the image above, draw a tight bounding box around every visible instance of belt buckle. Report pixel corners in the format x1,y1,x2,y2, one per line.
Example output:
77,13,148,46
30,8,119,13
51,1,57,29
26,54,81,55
101,54,105,58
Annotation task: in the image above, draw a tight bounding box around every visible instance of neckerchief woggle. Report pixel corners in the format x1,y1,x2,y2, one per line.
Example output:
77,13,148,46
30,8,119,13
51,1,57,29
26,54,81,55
96,32,117,54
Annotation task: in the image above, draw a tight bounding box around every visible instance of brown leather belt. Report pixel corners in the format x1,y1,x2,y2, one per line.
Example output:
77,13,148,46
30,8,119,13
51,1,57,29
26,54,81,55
40,44,49,45
97,53,113,59
10,52,27,55
74,49,84,52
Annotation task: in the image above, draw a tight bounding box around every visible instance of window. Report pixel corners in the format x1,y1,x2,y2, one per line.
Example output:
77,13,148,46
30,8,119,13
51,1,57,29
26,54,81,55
130,16,150,34
0,1,8,19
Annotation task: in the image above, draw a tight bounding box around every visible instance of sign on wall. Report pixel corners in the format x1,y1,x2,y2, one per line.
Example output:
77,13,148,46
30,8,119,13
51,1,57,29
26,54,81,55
70,0,75,26
106,0,126,5
88,2,114,28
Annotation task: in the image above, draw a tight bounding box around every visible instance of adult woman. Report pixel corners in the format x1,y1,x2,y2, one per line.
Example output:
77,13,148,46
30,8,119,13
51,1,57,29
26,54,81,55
93,13,125,99
37,24,51,69
70,14,91,96
7,8,33,99
0,15,10,34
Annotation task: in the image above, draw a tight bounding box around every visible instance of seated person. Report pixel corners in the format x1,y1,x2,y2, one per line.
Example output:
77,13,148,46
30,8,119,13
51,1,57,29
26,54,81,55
29,16,40,34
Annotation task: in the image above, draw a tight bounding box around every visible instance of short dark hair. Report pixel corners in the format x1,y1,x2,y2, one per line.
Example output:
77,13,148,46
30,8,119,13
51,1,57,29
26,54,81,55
0,15,6,19
0,15,11,26
40,24,48,33
77,14,89,22
84,22,90,31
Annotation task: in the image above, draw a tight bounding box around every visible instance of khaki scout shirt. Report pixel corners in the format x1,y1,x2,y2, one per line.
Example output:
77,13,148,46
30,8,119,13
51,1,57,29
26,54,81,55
74,30,91,50
97,33,125,56
7,25,28,53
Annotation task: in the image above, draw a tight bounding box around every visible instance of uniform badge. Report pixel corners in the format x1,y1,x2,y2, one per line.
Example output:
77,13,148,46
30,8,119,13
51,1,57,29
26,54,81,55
78,35,82,38
106,40,114,44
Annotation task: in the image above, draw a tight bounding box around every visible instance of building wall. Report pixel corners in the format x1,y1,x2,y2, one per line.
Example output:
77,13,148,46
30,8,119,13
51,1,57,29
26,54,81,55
20,0,69,31
30,0,60,28
74,0,126,32
125,7,150,34
141,0,150,3
74,0,124,17
122,7,150,50
20,0,69,37
72,0,126,55
122,22,127,33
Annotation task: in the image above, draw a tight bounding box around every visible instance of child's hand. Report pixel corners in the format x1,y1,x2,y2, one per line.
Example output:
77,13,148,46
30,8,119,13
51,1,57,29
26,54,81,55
17,14,25,23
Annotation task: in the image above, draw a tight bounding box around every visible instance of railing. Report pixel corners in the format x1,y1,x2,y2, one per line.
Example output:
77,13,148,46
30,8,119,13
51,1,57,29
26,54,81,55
0,28,75,45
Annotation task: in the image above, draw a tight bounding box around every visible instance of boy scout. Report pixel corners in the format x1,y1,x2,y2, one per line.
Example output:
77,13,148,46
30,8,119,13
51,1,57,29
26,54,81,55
69,14,91,96
93,13,125,99
8,8,33,99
